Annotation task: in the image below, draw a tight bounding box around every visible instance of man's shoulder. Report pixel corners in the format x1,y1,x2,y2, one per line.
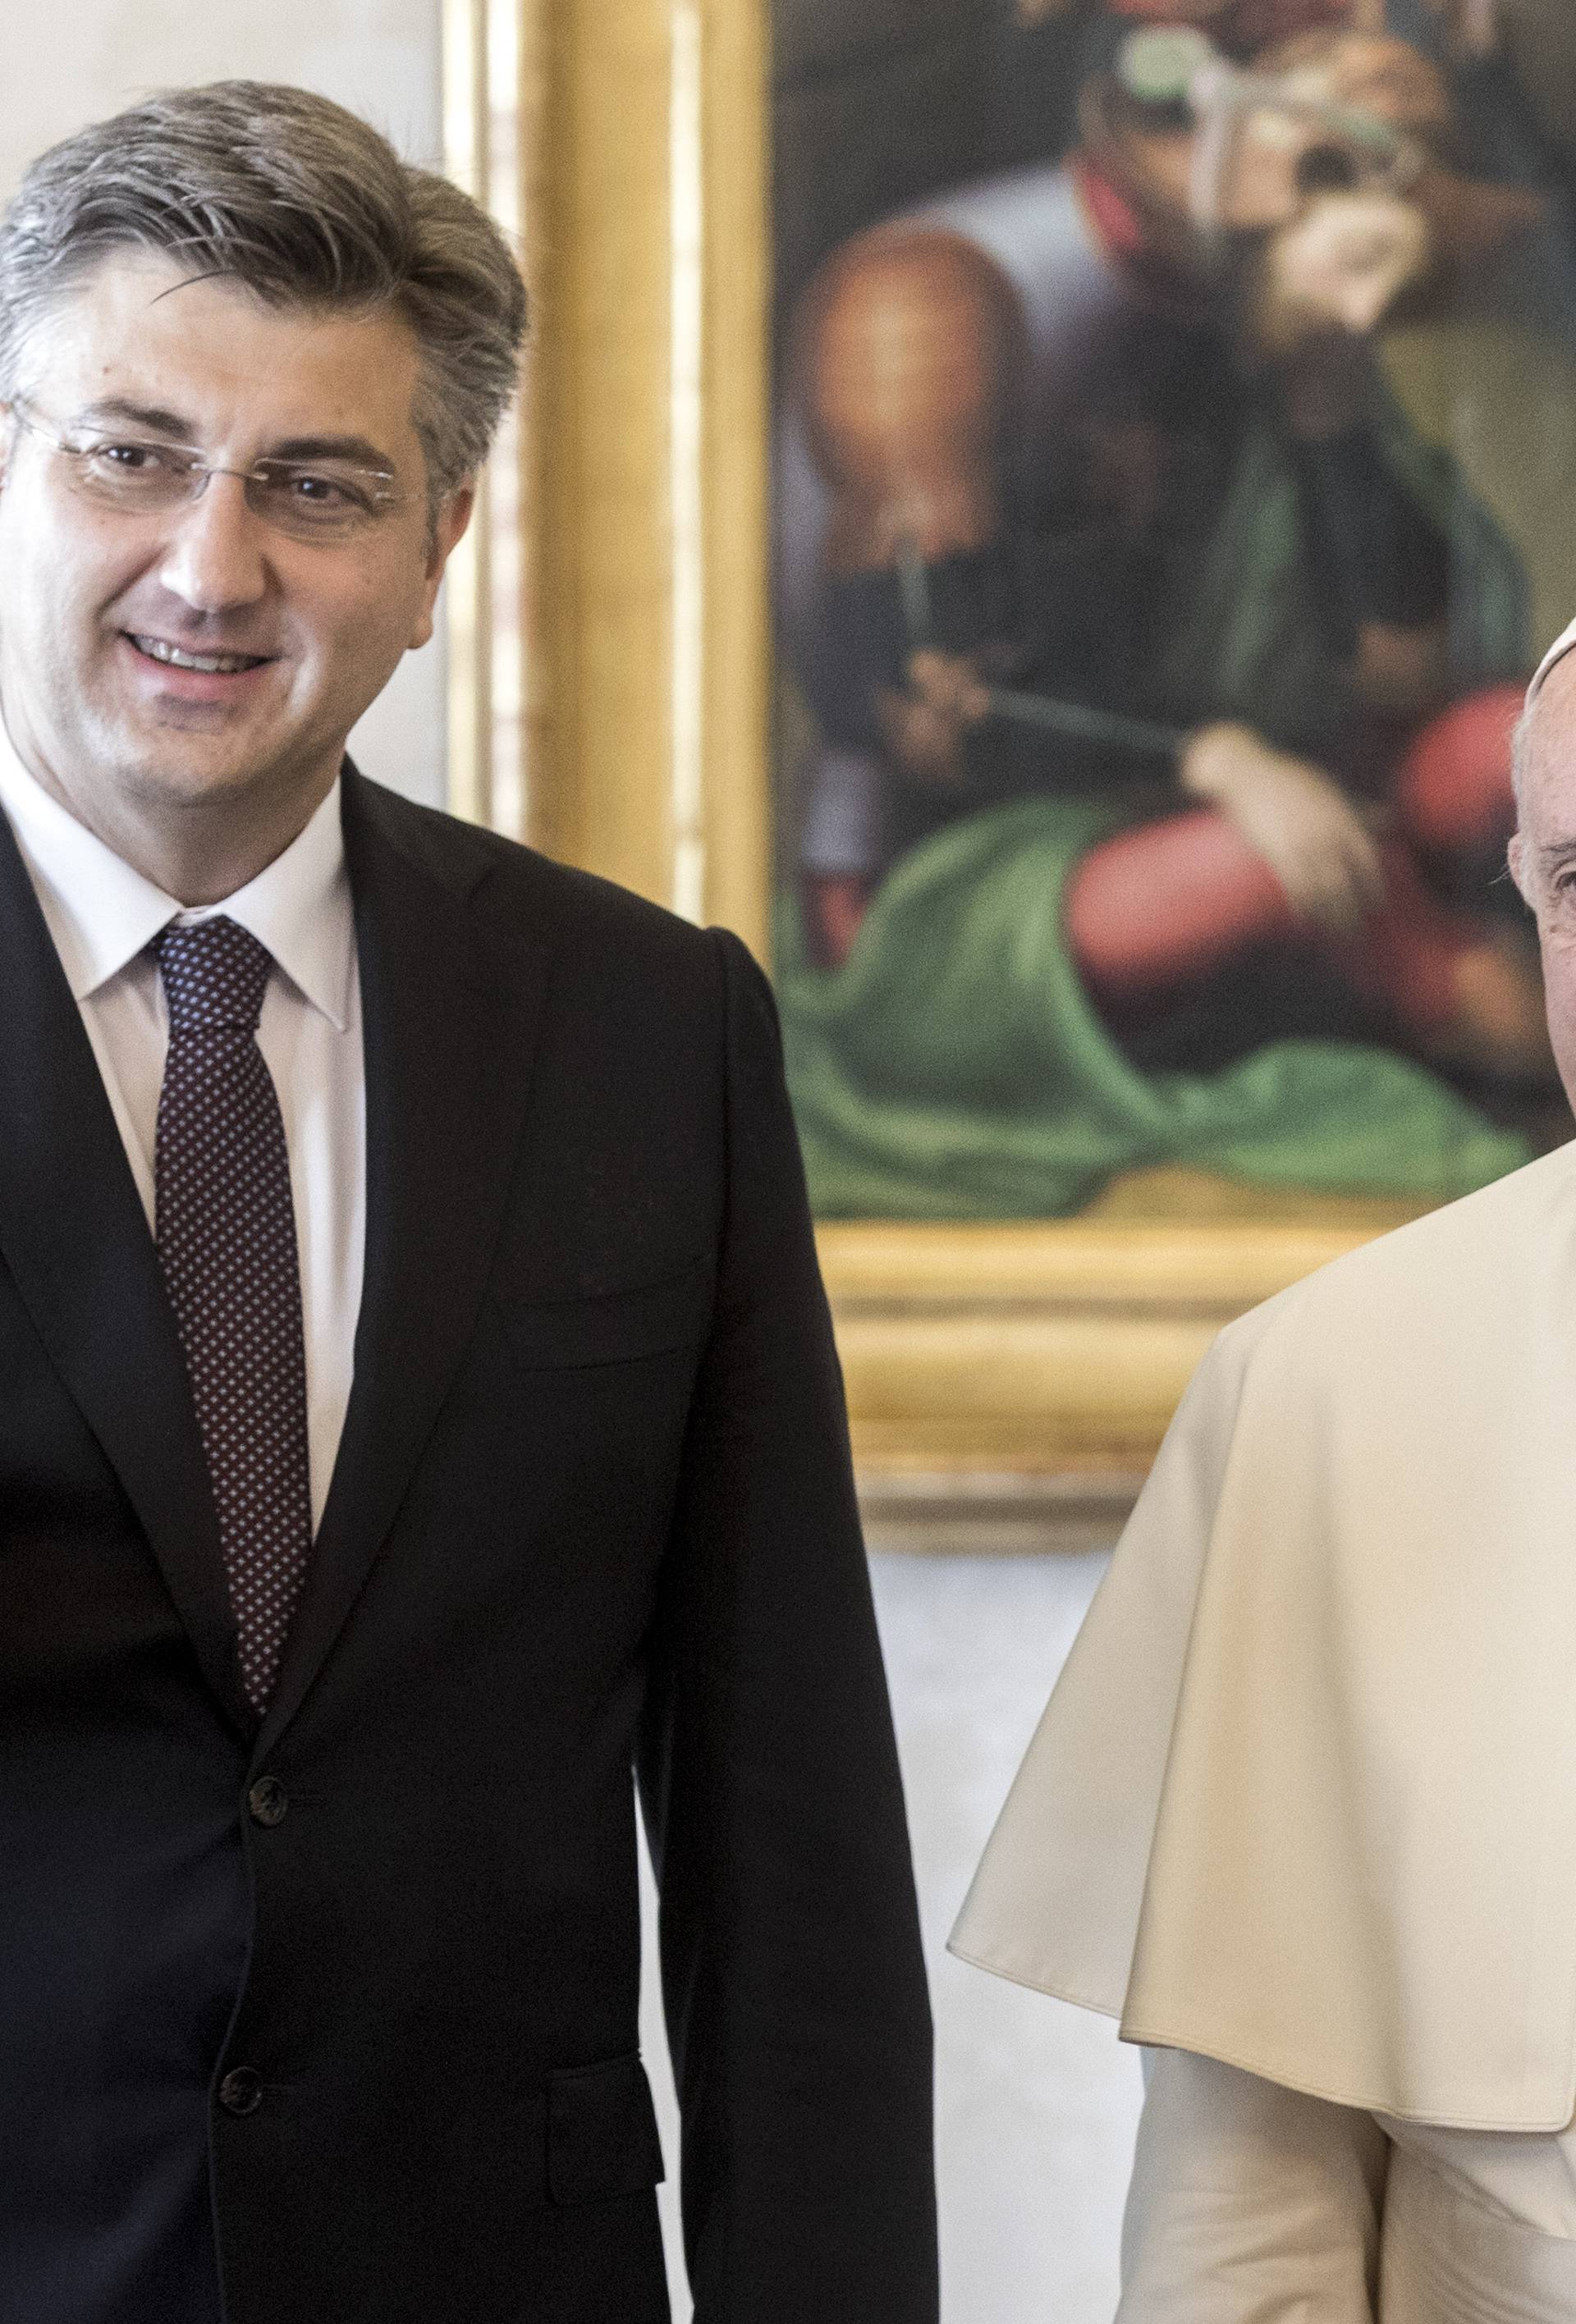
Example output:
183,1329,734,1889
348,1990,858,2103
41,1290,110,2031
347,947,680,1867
1222,1141,1576,1375
348,772,725,990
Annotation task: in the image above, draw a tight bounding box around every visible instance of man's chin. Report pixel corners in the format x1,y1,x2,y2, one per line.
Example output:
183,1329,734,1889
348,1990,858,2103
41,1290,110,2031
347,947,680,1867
94,686,303,793
105,738,301,814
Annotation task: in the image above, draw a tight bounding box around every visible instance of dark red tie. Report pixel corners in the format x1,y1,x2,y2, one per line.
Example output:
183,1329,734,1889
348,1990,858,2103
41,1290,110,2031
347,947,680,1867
153,916,313,1714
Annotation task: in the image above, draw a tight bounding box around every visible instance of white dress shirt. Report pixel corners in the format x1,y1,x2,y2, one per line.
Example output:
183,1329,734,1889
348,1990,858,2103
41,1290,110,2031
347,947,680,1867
0,728,365,1529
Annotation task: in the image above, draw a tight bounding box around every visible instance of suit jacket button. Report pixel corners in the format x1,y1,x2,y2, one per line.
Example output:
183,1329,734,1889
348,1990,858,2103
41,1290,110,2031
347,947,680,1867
248,1777,288,1828
219,2068,263,2116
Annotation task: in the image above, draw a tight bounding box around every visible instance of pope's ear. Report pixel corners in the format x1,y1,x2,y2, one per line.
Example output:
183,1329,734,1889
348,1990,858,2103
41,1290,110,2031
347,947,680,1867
1508,830,1531,906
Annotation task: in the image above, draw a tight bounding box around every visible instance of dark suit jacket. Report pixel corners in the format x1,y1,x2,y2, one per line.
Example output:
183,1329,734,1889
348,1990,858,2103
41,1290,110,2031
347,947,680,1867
0,767,937,2324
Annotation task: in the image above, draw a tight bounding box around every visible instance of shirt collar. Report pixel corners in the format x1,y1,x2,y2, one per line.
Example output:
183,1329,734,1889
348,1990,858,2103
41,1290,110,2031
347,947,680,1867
196,783,353,1032
0,721,353,1030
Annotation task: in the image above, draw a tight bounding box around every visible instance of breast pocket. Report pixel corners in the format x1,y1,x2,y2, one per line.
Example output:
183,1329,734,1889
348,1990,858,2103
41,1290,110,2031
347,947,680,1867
496,1258,713,1372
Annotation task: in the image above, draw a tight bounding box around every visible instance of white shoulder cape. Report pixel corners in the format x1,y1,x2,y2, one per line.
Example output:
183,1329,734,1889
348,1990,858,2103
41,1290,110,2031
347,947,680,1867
951,1141,1576,2130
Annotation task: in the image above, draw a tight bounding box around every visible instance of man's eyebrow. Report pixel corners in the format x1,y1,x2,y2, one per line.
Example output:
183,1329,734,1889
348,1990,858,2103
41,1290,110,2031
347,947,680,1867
71,403,400,474
75,396,195,439
1535,837,1576,875
266,434,399,473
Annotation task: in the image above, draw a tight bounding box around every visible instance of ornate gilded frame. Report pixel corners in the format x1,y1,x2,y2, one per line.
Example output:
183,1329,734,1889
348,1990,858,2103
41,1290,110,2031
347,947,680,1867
442,0,1414,1498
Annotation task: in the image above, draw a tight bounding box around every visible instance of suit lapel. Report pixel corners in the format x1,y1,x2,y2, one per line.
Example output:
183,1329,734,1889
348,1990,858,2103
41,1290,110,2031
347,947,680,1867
0,812,254,1735
258,774,552,1752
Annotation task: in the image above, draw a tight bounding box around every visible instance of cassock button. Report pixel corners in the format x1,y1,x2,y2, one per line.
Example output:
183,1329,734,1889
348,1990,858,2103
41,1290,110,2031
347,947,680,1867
248,1777,288,1828
219,2067,263,2116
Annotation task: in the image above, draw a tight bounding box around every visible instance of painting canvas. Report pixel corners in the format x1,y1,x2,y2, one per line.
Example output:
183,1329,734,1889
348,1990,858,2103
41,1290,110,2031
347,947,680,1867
770,0,1576,1224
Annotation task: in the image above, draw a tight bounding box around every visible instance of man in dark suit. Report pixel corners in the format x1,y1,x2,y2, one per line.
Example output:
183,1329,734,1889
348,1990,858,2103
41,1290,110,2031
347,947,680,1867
0,80,936,2324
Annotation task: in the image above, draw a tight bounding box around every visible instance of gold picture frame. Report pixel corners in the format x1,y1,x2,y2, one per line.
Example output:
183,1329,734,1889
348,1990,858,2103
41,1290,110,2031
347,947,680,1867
442,0,1426,1502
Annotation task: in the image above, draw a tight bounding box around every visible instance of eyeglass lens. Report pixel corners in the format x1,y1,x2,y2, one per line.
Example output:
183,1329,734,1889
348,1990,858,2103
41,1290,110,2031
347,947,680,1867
48,432,397,541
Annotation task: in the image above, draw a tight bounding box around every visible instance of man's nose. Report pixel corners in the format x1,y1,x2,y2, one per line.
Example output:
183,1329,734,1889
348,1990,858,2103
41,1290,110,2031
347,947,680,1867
155,473,271,612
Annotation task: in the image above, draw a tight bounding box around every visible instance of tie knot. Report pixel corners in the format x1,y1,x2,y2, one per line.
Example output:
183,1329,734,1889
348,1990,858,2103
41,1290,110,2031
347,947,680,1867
154,915,273,1035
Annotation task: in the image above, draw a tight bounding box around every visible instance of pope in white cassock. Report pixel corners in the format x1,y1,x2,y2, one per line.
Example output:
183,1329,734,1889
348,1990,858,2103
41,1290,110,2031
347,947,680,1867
951,618,1576,2321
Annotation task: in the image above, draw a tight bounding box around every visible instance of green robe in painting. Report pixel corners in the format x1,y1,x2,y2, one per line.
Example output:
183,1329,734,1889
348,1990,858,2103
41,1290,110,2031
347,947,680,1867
778,392,1535,1219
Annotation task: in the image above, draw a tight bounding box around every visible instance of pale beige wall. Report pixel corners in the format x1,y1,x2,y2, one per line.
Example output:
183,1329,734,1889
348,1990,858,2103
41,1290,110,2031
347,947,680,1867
0,0,449,806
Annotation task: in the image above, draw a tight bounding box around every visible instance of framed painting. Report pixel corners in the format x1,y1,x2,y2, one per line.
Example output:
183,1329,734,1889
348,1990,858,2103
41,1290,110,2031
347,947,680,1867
443,0,1576,1510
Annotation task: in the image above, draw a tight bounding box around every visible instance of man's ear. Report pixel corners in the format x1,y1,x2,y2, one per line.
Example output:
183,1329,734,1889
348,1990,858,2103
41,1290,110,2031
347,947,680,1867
409,482,476,651
427,482,475,582
1508,830,1531,907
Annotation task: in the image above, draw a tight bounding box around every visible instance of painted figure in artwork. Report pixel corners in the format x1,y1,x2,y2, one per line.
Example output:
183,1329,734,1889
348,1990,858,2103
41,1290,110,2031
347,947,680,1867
774,0,1576,1217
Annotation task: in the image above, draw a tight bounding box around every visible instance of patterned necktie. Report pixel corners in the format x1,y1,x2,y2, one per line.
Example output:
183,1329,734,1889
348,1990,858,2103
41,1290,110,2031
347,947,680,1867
153,916,313,1715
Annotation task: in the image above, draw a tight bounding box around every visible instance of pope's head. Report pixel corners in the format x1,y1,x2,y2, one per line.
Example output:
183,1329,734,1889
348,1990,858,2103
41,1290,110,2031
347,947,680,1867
0,84,526,863
1510,624,1576,1108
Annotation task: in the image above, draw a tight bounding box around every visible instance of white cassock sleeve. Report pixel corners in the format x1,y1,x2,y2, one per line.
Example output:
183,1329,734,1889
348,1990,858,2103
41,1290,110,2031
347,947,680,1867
1118,2048,1390,2323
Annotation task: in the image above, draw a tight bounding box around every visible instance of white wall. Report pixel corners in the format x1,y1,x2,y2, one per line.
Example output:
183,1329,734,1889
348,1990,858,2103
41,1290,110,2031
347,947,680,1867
873,1550,1142,2323
0,0,449,807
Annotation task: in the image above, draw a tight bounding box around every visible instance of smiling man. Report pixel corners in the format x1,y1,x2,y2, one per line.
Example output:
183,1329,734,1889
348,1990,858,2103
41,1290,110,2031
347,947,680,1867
0,83,936,2324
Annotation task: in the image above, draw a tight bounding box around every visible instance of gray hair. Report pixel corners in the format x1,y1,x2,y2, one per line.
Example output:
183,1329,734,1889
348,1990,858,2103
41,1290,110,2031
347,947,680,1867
0,81,528,504
1512,702,1533,817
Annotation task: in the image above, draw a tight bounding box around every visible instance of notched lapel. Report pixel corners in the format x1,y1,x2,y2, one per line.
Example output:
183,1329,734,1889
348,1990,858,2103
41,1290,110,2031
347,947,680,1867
259,777,552,1751
0,815,253,1735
